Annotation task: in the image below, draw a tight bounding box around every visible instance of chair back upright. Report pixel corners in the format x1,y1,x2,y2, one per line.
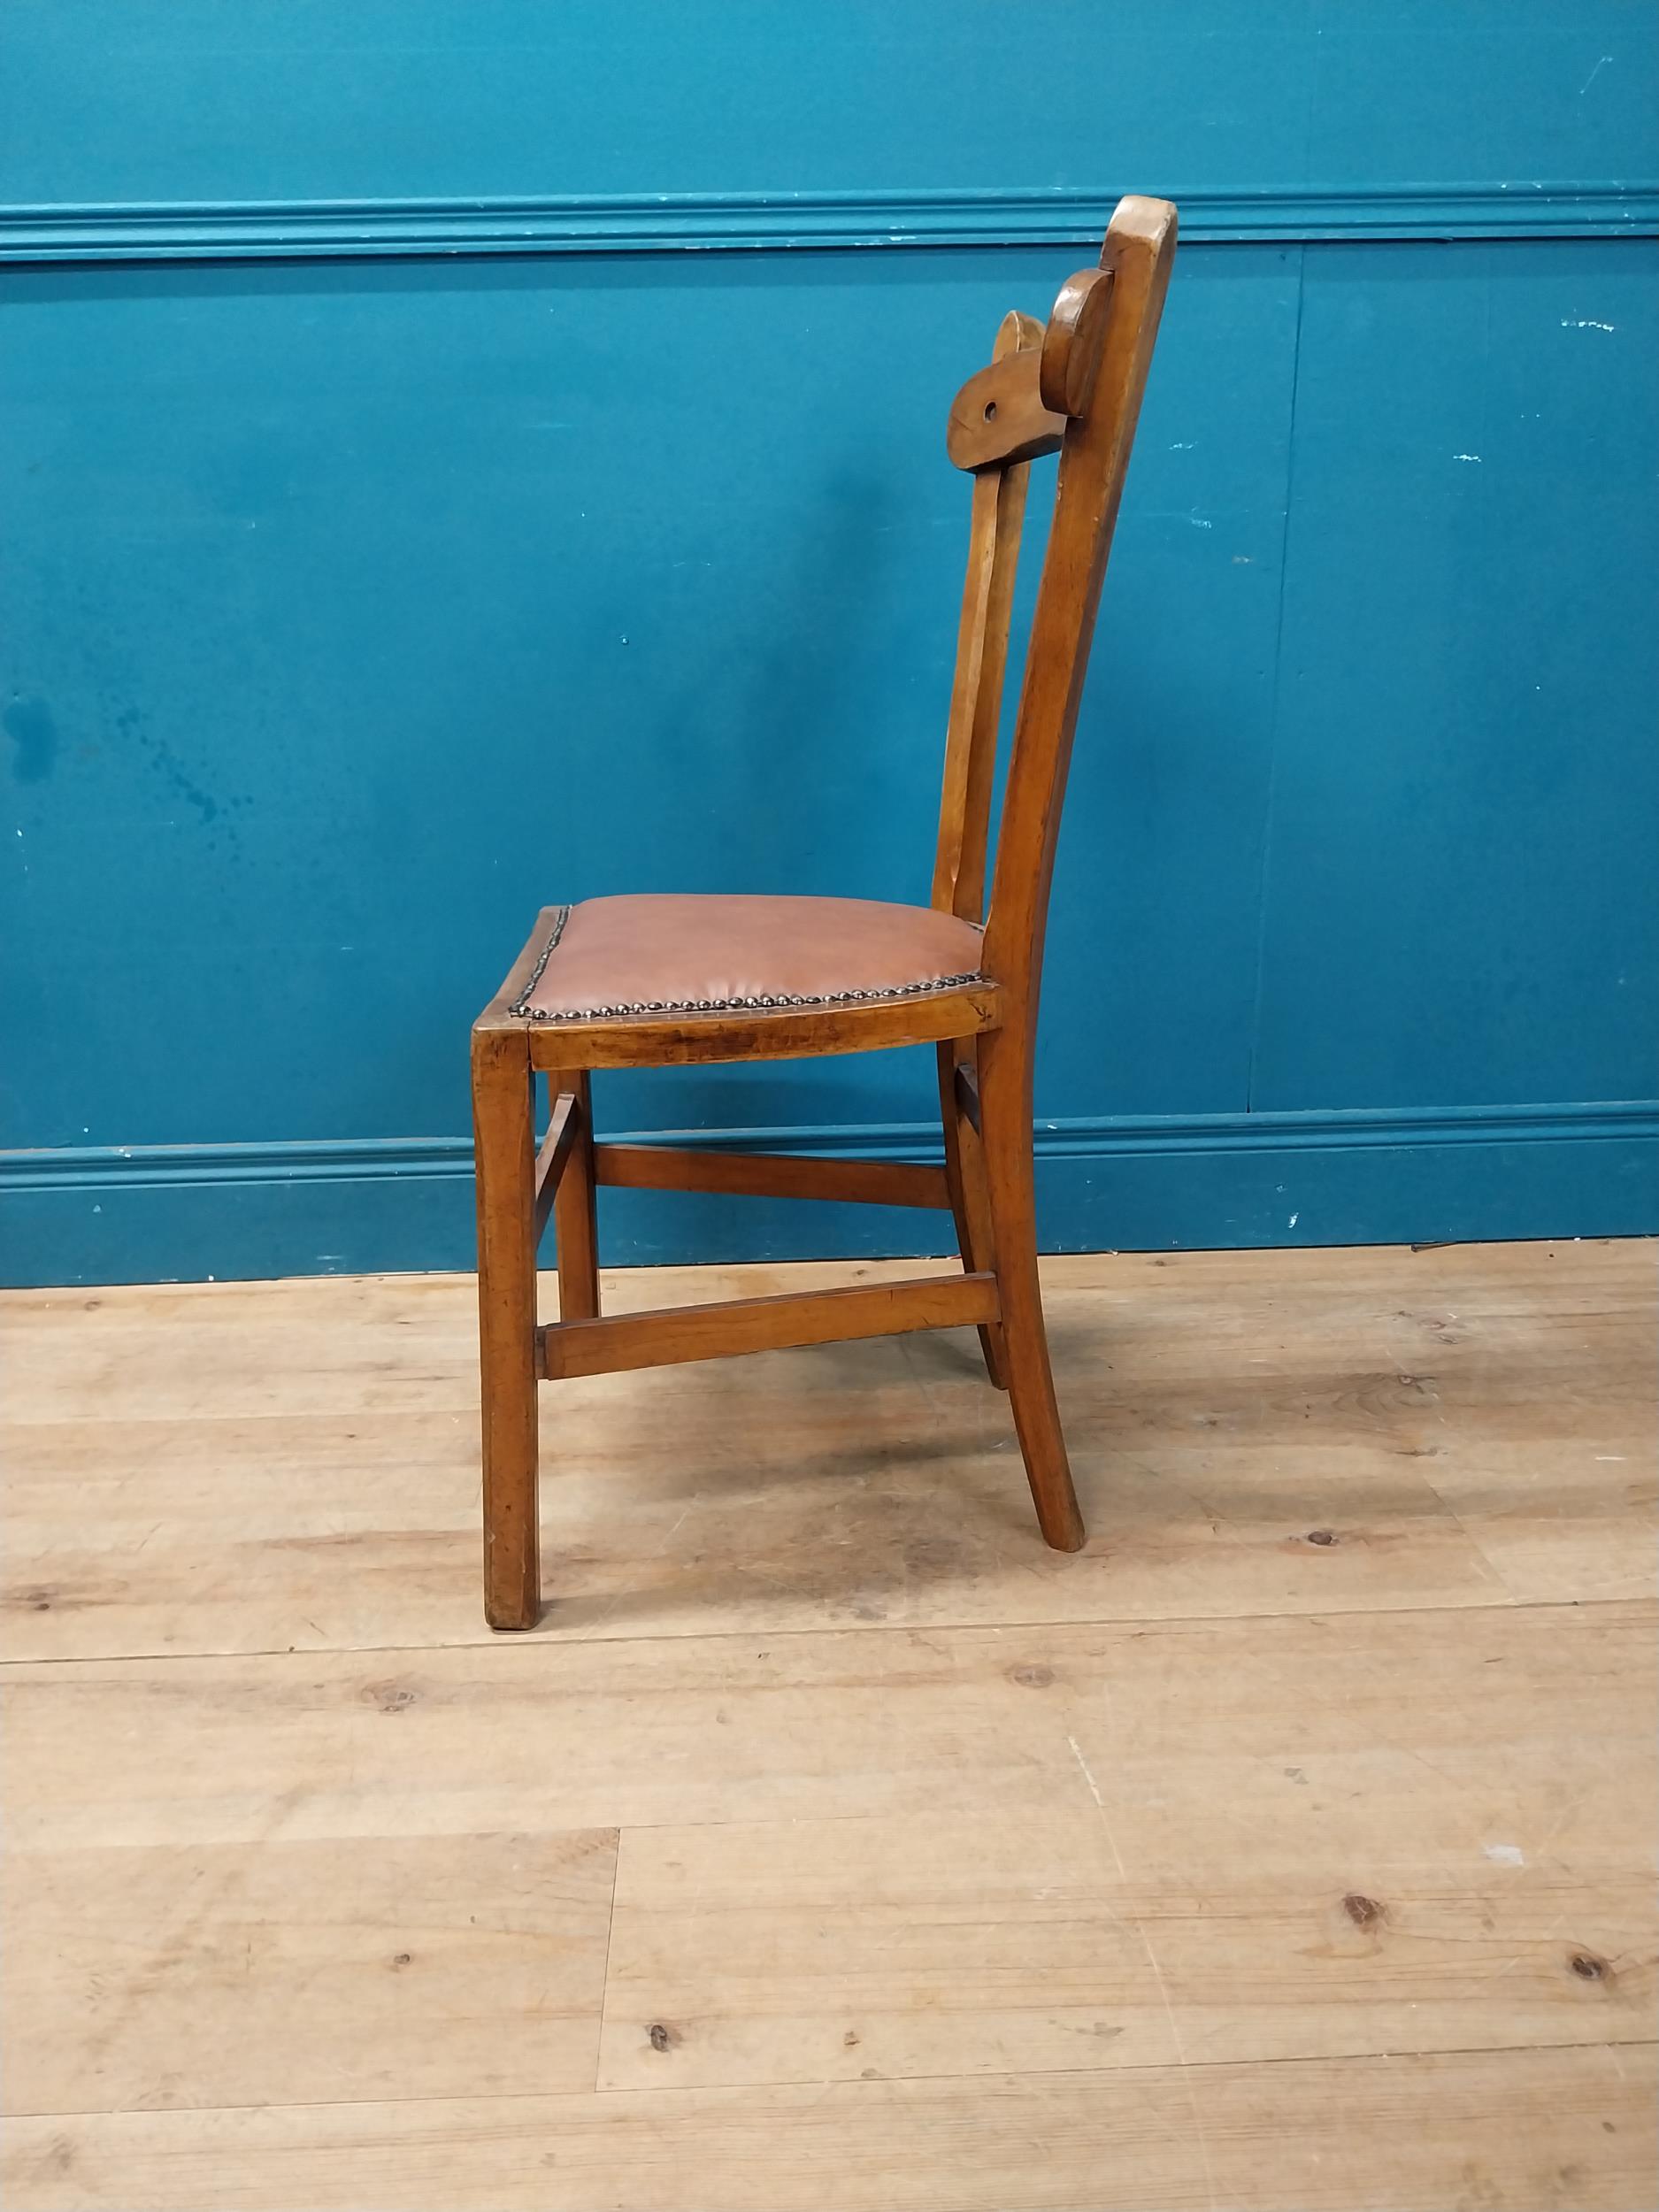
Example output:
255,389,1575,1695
932,196,1179,1028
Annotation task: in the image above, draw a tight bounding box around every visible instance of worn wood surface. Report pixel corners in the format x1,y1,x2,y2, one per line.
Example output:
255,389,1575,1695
539,1271,999,1381
5,2047,1652,2212
2,1830,618,2115
4,1241,1652,1662
593,1142,950,1210
549,1069,601,1325
470,1025,540,1630
937,1040,1009,1386
933,306,1040,925
944,344,1068,472
533,1087,580,1241
2,1238,1655,2208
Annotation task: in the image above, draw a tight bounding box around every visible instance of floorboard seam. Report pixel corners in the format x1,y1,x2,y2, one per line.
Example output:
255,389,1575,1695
8,1591,1650,1676
4,2036,1652,2127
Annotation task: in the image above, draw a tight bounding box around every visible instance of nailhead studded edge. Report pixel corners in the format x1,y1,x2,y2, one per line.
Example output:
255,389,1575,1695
506,905,987,1024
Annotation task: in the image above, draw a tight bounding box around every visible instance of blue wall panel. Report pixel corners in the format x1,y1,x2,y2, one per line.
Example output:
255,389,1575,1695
4,1,1653,212
2,2,1656,1284
1255,239,1659,1110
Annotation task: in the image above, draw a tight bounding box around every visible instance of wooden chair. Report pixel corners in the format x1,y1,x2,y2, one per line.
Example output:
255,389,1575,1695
472,196,1178,1629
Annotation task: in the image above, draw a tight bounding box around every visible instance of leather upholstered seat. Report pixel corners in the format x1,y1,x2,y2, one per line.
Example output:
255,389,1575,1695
508,894,987,1025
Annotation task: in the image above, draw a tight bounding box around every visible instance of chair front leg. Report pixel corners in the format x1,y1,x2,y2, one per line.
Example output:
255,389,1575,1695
977,1021,1086,1551
472,1027,541,1629
936,1039,1009,1389
550,1068,601,1320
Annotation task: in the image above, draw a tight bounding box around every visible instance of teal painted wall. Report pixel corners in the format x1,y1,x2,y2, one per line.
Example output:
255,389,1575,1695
3,2,1656,1285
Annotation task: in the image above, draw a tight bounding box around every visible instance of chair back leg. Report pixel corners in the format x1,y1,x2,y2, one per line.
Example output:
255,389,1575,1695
549,1070,601,1321
937,1040,1010,1389
975,1023,1087,1550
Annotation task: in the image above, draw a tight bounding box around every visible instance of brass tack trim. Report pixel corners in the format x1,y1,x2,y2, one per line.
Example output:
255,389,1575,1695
507,910,985,1025
506,905,571,1018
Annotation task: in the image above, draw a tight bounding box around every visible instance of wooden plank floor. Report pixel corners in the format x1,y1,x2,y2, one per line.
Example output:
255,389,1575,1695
2,1239,1655,2211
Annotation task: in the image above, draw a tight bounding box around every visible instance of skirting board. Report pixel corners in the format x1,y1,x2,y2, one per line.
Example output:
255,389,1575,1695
2,1103,1654,1288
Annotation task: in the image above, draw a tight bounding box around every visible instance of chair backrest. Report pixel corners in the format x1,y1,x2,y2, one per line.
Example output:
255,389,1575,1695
932,196,1177,1023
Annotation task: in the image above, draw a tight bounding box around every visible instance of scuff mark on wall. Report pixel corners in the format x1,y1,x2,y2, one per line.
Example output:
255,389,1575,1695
4,697,58,784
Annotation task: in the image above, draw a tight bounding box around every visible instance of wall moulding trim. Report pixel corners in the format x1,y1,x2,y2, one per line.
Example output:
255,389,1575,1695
4,1100,1654,1196
3,183,1656,265
5,1102,1652,1285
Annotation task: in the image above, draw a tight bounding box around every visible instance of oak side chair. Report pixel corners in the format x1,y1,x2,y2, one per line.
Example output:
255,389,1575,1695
472,196,1178,1630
